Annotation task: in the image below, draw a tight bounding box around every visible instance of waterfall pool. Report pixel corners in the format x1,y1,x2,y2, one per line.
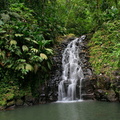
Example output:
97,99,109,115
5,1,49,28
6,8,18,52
0,100,120,120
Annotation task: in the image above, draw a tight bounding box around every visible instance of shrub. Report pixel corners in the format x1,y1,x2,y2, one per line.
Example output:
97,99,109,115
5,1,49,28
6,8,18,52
0,3,53,105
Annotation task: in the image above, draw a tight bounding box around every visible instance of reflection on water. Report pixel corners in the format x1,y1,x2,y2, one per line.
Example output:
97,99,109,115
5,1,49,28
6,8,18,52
0,101,120,120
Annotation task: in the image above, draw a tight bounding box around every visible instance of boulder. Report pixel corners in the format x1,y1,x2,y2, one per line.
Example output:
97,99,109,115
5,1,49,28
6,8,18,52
106,90,117,102
95,89,117,102
25,95,35,105
94,89,106,101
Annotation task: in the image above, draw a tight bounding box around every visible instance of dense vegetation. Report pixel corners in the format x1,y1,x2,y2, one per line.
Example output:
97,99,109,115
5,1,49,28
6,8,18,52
0,2,54,106
89,20,120,77
0,0,120,107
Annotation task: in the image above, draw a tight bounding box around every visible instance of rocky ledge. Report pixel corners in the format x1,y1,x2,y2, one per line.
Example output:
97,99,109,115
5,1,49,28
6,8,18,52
37,34,120,103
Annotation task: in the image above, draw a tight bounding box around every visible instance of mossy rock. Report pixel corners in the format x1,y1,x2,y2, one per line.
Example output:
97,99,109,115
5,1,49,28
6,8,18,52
0,106,5,110
96,75,111,89
15,99,24,106
106,90,117,102
56,34,76,43
95,89,117,101
7,100,15,107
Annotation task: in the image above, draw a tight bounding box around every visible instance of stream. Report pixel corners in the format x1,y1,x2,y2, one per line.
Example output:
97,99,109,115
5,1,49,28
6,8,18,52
0,101,120,120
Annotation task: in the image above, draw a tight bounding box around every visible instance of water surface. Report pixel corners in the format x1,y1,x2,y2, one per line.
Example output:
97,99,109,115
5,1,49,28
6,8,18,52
0,101,120,120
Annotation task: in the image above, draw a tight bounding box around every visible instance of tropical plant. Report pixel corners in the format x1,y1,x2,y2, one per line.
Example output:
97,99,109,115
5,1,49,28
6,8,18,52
0,3,54,105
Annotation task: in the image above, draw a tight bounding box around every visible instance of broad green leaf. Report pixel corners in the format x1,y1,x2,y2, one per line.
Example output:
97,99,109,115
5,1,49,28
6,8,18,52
34,64,39,73
25,37,31,41
32,40,38,44
45,48,53,54
47,61,51,69
15,34,23,37
40,53,48,60
16,63,33,71
25,64,33,71
0,50,5,58
22,45,29,51
4,34,10,37
10,40,17,45
15,50,22,56
31,48,38,53
6,64,13,68
0,30,6,34
16,63,24,70
17,59,26,63
25,38,38,44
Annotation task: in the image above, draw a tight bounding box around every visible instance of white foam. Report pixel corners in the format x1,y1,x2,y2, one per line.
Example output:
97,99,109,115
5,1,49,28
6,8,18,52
58,36,86,101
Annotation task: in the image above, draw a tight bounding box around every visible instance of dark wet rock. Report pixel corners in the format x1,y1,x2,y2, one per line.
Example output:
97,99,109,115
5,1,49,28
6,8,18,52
94,89,117,102
94,89,106,101
47,35,95,101
67,37,76,42
93,75,111,90
24,95,36,105
23,103,29,106
113,70,120,76
82,93,95,100
87,69,92,76
117,91,120,102
25,96,35,102
106,90,117,102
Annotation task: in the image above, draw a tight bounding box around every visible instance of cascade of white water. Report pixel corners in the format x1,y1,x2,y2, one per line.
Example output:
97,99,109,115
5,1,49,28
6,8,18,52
58,35,85,101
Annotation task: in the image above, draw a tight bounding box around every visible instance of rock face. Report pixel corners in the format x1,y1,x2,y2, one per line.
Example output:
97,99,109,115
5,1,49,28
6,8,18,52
44,36,77,102
86,74,120,102
41,35,95,101
44,35,120,102
0,95,38,110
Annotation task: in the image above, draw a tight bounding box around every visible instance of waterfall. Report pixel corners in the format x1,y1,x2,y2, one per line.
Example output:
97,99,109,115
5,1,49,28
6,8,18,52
58,35,86,101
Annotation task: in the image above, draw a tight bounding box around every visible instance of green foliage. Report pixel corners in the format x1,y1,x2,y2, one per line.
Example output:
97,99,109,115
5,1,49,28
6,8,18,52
56,0,93,35
54,0,120,35
0,3,53,105
1,0,120,106
0,67,19,106
87,0,120,28
23,0,66,40
88,20,120,77
0,3,53,75
2,0,120,37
